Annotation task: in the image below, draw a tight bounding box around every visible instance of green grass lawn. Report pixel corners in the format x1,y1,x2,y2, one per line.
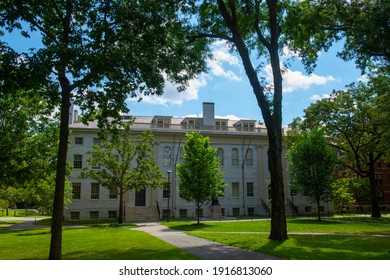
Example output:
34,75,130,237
0,227,199,260
163,217,390,260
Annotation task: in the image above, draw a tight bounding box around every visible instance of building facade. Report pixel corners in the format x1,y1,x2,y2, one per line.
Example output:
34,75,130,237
65,102,296,222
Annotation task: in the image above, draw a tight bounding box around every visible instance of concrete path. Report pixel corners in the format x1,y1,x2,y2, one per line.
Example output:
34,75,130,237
0,217,47,231
133,222,281,260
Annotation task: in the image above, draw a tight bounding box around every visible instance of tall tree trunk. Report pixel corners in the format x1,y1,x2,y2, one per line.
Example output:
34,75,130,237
267,127,288,240
216,0,287,241
369,154,381,218
316,199,321,221
49,88,71,260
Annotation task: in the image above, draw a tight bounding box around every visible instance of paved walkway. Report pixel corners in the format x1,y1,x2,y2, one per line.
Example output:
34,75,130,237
133,222,281,260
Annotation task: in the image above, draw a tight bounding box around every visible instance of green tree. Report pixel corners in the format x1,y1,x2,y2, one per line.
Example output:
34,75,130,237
1,0,206,259
287,128,336,221
285,0,389,72
302,81,385,218
176,132,226,225
182,0,294,241
331,178,356,213
80,123,165,224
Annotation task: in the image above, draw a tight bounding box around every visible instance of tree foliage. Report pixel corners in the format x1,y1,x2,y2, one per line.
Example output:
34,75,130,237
1,0,207,259
176,132,226,224
287,128,336,220
285,0,390,72
80,123,165,224
300,78,386,218
331,177,370,213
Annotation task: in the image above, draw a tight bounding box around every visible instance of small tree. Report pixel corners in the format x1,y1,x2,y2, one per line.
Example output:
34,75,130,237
80,123,165,224
288,128,336,220
332,177,370,213
331,178,356,213
177,132,226,224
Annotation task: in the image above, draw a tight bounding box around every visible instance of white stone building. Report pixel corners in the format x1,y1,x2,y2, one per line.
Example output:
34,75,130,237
65,102,297,222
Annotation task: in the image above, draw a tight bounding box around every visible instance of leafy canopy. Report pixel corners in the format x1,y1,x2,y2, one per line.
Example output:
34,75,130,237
177,132,226,223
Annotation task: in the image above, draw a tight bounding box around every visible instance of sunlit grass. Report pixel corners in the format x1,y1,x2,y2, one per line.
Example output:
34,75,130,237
163,217,390,260
0,227,198,260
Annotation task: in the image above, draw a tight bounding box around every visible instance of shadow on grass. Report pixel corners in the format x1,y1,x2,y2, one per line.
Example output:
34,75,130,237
16,230,51,237
164,223,216,232
287,219,342,225
61,247,199,260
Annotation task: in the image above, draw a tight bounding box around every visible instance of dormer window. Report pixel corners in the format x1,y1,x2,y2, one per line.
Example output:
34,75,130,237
181,118,202,129
152,116,171,128
234,120,256,131
215,120,228,130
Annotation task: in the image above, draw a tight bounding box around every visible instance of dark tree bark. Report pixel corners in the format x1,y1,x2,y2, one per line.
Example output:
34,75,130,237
214,0,287,241
49,86,71,260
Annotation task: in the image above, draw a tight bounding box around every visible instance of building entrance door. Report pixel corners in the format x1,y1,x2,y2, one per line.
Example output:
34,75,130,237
135,189,146,206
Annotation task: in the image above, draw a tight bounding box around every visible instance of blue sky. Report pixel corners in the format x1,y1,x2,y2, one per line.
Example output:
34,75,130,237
3,29,364,126
128,40,363,125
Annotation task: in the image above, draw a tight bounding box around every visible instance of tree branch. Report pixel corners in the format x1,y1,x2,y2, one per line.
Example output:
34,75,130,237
254,0,271,51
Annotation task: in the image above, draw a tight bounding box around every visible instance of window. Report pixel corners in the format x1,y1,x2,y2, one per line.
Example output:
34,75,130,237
108,211,117,219
73,155,82,169
162,209,171,219
215,120,227,130
90,211,99,220
216,148,224,166
70,212,80,220
232,208,240,216
247,207,255,216
232,148,239,166
163,183,170,198
247,182,254,197
232,182,240,198
163,146,171,166
72,183,81,200
93,138,102,146
221,208,225,216
245,149,253,167
305,206,312,213
75,137,83,145
91,183,100,199
109,188,117,199
179,209,187,218
375,174,383,185
319,206,325,213
243,122,254,131
184,119,201,129
154,117,170,128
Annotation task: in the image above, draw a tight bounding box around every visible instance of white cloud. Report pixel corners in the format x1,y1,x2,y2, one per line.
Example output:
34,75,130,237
358,74,369,83
137,74,208,105
132,41,243,106
216,114,241,120
265,64,335,93
208,41,242,81
310,94,331,101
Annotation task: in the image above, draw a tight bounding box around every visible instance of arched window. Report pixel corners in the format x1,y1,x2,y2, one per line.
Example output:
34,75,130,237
216,148,224,166
232,148,239,166
163,146,171,166
245,148,253,167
